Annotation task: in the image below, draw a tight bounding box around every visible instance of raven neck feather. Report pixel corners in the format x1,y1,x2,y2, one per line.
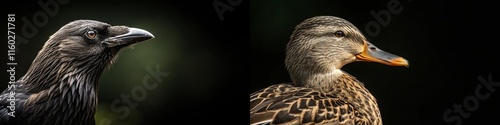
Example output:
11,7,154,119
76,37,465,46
19,48,118,124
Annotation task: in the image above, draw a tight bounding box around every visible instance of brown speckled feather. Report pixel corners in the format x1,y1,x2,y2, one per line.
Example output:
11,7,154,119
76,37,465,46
250,72,379,125
250,16,408,125
250,84,356,125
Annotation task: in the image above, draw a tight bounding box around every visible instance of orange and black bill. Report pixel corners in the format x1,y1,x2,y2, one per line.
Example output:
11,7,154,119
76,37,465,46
355,41,409,67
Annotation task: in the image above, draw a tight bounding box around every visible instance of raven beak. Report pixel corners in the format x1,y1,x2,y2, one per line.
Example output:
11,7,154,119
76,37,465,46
104,27,154,48
355,41,409,67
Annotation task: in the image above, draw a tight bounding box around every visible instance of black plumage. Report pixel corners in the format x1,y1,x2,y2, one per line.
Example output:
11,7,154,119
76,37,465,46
0,20,154,125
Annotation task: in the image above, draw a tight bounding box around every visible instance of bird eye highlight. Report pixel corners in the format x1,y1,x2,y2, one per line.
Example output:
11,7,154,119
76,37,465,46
334,31,345,37
86,30,97,39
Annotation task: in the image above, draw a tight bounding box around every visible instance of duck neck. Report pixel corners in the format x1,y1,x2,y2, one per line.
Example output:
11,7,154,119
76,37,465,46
299,69,382,124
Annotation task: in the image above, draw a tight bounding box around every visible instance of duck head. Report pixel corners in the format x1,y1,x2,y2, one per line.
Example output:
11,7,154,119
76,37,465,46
285,16,408,85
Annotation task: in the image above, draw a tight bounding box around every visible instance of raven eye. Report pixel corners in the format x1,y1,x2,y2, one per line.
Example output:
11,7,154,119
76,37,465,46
86,30,97,39
334,31,345,37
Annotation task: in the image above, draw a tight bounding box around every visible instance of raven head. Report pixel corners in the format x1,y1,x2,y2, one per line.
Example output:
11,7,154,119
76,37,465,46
23,20,154,92
48,20,154,63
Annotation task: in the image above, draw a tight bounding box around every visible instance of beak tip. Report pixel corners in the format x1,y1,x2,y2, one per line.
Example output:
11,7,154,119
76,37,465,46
393,57,409,67
146,32,155,39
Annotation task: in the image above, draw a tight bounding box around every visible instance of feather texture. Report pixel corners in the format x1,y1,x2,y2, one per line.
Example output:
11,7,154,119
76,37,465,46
0,20,153,125
250,16,407,125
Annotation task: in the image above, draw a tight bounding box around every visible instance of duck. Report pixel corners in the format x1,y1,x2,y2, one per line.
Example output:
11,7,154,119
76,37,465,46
250,16,408,125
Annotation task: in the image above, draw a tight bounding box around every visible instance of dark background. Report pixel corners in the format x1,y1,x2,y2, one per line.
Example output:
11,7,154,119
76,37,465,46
3,0,500,125
4,0,249,124
250,0,500,125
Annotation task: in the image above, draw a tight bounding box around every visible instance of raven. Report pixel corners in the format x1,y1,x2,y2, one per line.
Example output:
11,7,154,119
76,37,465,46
0,20,154,125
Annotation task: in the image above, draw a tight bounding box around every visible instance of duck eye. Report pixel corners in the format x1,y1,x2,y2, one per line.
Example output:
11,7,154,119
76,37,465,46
334,31,345,37
86,30,97,39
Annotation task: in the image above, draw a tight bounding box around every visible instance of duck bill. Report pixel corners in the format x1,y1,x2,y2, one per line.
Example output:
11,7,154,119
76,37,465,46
355,41,409,67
